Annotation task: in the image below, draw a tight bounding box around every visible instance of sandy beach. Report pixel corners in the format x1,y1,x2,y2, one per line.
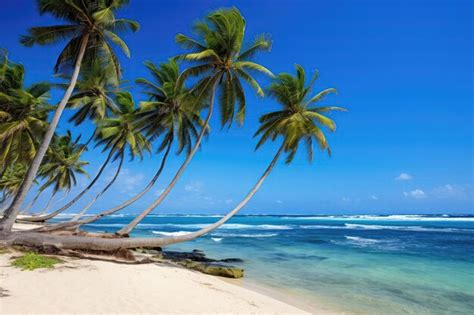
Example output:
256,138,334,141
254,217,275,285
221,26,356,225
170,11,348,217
0,251,315,314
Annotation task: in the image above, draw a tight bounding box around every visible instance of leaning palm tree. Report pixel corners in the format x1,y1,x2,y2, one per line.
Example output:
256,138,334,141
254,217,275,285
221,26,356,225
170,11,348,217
36,60,202,232
39,132,89,199
24,132,89,214
70,91,151,221
116,7,273,236
7,66,346,250
0,0,138,234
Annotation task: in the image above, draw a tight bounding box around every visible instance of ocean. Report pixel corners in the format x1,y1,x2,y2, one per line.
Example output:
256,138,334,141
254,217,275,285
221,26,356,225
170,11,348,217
67,214,474,314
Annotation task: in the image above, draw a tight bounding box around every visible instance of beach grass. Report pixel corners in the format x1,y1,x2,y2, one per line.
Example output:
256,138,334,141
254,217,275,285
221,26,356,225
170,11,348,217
11,252,62,271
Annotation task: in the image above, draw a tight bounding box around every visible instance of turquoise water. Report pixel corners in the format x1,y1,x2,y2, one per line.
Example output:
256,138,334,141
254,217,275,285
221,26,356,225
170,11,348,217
75,214,474,314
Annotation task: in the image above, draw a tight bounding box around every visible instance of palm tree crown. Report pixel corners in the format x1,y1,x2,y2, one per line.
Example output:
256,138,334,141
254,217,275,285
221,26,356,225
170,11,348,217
95,92,151,161
136,59,206,155
176,7,273,126
0,54,52,171
39,131,89,194
21,0,139,80
255,65,347,163
65,60,119,126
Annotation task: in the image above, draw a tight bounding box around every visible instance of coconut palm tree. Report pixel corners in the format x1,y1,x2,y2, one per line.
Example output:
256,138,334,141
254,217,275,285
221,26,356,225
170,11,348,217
70,91,151,221
36,60,198,232
23,63,121,221
0,0,138,234
0,56,52,173
65,59,120,147
39,132,89,196
116,7,272,236
4,66,346,251
24,132,89,214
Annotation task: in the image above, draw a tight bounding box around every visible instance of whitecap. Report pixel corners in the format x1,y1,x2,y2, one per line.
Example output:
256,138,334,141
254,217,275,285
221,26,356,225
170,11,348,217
152,231,191,236
211,237,223,242
211,233,278,238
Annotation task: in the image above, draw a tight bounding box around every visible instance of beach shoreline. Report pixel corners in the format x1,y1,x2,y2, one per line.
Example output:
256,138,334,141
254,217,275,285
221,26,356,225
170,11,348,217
0,250,332,314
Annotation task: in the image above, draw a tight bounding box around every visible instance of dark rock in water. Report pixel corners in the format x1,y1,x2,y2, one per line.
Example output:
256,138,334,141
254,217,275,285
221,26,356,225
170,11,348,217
143,249,244,278
154,250,244,264
179,260,244,278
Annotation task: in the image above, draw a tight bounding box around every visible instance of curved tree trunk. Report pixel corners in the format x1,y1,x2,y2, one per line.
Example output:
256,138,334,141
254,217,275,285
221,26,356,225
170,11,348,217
0,34,90,235
3,144,283,251
35,141,173,233
115,81,218,237
71,153,124,221
18,149,114,223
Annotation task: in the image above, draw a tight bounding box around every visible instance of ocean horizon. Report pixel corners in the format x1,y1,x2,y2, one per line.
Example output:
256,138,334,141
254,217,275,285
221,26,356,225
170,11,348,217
53,213,474,315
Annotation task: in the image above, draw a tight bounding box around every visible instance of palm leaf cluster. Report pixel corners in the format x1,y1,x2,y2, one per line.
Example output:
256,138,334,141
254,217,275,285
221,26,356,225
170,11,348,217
39,131,89,195
21,0,139,81
0,52,52,172
176,7,273,126
95,92,151,161
135,59,206,155
255,65,346,163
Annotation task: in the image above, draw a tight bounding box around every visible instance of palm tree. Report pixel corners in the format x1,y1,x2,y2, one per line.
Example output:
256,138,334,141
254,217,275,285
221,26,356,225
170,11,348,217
115,65,347,244
70,91,151,221
36,60,192,232
39,132,89,197
65,59,119,146
6,66,346,251
23,132,89,214
0,0,138,234
23,63,122,221
116,7,273,236
0,55,52,173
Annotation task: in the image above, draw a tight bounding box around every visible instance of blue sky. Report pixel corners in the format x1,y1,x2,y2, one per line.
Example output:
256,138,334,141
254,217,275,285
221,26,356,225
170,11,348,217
1,0,472,215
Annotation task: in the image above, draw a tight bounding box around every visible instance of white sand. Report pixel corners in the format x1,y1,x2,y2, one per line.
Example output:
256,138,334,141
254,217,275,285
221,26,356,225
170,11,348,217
0,252,314,314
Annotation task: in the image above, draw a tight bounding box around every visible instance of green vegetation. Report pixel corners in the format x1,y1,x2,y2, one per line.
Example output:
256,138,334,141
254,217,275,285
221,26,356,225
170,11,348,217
11,252,63,271
0,2,346,251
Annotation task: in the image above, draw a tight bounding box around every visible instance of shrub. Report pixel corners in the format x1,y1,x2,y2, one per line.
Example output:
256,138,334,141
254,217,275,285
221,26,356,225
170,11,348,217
11,252,62,271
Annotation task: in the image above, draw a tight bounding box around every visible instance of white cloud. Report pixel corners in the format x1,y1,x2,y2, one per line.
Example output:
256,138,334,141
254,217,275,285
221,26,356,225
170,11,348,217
396,173,413,181
371,195,378,200
276,200,283,204
403,189,426,199
225,199,233,205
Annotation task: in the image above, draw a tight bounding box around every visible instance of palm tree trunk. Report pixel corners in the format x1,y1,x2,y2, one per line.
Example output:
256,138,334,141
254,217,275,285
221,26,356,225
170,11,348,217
71,153,124,221
0,33,90,235
35,141,173,233
115,81,218,237
18,149,114,223
3,144,283,251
